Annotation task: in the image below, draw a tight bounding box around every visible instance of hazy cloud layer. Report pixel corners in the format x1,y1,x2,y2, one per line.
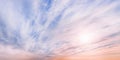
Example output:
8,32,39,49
0,0,120,60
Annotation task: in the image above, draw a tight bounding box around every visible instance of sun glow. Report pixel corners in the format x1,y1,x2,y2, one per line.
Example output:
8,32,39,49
79,32,96,44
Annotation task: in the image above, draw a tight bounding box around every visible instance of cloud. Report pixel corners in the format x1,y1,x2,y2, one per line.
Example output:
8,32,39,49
0,0,120,60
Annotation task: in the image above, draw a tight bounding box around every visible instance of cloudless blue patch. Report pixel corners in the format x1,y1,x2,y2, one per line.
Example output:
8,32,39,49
48,14,62,29
41,18,47,25
30,20,35,26
21,0,32,19
39,16,47,25
40,0,52,11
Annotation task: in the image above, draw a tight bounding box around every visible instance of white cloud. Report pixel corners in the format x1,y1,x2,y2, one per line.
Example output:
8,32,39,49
0,0,120,59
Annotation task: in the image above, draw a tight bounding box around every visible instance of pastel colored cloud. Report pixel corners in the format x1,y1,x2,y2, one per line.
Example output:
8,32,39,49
0,0,120,60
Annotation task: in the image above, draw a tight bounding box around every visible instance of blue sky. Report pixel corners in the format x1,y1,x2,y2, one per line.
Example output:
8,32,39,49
0,0,120,60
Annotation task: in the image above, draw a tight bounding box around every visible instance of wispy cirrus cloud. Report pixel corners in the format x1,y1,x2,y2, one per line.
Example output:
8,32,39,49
0,0,120,60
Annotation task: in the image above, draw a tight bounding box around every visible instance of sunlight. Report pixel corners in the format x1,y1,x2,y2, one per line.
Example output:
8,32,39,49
79,32,96,44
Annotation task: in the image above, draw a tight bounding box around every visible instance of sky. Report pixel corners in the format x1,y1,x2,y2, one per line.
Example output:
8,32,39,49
0,0,120,60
